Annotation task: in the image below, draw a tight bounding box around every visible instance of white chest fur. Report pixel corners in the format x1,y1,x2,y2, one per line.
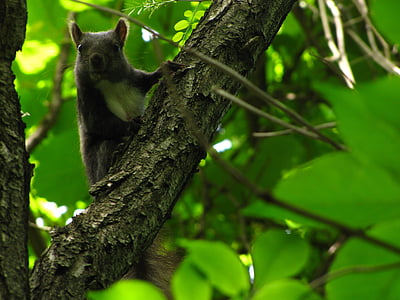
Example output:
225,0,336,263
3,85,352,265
96,80,145,121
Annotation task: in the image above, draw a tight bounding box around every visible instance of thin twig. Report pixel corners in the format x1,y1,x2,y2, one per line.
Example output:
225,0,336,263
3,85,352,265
352,0,391,58
318,0,340,61
25,24,72,153
327,0,355,88
319,0,354,88
253,122,337,138
213,88,321,140
347,29,400,75
310,261,400,288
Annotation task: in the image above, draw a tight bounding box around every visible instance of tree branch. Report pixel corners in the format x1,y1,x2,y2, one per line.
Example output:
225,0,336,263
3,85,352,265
25,24,71,154
0,0,31,299
29,0,296,298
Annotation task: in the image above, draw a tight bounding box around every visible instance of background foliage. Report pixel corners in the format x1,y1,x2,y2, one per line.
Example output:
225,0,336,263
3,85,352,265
15,0,400,299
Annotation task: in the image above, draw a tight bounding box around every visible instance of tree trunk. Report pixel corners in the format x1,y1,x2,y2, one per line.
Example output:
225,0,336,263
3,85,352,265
0,0,31,299
30,0,296,298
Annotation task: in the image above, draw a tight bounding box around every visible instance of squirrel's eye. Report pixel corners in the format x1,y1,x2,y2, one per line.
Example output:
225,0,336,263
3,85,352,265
113,44,121,52
77,44,83,52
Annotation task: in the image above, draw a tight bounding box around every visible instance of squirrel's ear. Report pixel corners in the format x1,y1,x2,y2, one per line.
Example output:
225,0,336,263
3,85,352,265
114,18,129,44
69,22,83,46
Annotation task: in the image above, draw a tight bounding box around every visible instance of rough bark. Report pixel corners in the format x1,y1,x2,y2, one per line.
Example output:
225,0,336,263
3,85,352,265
30,0,296,298
0,0,31,299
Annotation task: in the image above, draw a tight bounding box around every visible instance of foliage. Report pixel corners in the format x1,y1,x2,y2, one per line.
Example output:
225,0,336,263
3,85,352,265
15,0,400,299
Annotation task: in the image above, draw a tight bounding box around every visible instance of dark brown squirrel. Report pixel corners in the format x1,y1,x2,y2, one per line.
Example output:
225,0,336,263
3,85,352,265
69,18,180,296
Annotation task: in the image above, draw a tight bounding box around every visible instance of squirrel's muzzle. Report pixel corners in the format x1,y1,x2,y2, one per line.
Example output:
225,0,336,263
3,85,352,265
89,53,106,73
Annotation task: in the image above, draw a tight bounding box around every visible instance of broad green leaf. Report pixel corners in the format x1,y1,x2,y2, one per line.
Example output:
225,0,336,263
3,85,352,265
274,152,400,227
16,40,59,74
322,77,400,179
246,135,306,189
252,230,310,289
242,200,334,230
182,240,250,297
60,0,113,12
172,260,212,300
26,0,67,40
87,280,166,300
371,0,400,43
32,129,88,206
326,222,400,300
252,279,322,300
368,219,400,248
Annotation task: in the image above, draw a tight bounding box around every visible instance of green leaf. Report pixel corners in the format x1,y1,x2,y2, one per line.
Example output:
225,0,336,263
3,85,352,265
172,32,184,43
252,279,322,300
274,152,400,227
32,129,88,206
16,40,59,74
60,0,113,12
182,240,250,297
326,222,400,300
242,200,331,229
172,260,212,300
87,280,166,300
174,20,189,31
371,0,400,43
252,230,310,288
184,10,193,18
322,77,400,179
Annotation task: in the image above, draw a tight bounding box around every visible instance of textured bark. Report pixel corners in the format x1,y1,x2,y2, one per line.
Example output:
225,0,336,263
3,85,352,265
30,0,296,298
0,0,31,299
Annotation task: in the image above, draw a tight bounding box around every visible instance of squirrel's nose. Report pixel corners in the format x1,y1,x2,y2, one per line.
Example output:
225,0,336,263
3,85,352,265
90,53,105,72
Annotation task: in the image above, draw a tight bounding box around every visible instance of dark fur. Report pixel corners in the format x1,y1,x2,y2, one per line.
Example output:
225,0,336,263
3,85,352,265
70,19,163,185
70,18,179,296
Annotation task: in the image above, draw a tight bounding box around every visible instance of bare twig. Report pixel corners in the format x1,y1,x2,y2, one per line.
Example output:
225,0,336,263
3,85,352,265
319,0,355,88
213,88,321,140
310,261,400,288
213,88,345,150
253,122,337,138
347,29,400,75
25,25,72,153
352,0,391,58
28,221,52,232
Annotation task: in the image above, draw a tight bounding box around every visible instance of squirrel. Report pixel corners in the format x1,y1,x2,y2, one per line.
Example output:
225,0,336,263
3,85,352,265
69,18,180,296
69,18,180,185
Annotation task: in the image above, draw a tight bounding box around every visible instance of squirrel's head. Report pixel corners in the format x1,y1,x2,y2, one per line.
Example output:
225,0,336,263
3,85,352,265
69,19,130,82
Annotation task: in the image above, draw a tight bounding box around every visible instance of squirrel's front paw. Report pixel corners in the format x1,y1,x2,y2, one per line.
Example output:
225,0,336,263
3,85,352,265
163,60,187,73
